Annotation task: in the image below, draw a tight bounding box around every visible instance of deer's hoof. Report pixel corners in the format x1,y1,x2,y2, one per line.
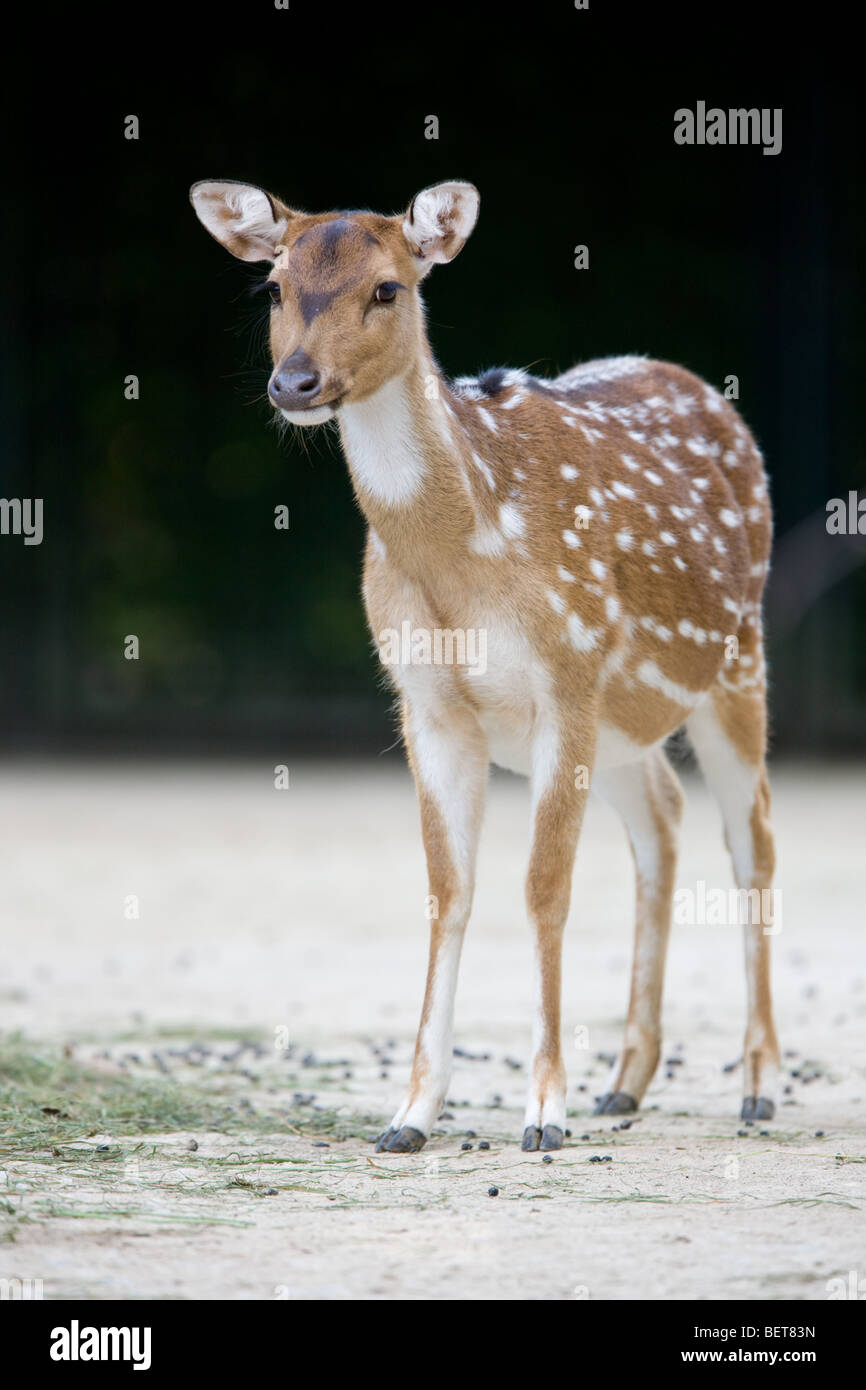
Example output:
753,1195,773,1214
521,1125,542,1151
594,1090,638,1116
375,1125,427,1154
539,1124,564,1151
741,1095,775,1122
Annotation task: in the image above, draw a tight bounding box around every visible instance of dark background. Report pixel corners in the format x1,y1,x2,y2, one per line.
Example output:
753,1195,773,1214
2,4,864,755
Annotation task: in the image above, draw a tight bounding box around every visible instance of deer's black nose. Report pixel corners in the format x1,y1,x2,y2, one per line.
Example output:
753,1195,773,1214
269,350,322,409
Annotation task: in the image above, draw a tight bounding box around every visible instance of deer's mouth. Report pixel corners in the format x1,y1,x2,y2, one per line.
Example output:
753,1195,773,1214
278,396,344,427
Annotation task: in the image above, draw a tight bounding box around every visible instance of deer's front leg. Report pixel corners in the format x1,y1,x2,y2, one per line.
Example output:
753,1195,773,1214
375,701,488,1154
521,716,595,1152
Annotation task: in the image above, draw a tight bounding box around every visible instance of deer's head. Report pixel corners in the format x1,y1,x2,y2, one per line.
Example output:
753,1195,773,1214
190,179,479,425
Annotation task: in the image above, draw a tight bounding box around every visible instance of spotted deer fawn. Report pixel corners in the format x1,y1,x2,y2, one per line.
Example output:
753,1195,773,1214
192,178,780,1152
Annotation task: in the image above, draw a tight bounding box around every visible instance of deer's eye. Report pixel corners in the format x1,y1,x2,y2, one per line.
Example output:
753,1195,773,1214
374,281,400,303
267,281,281,306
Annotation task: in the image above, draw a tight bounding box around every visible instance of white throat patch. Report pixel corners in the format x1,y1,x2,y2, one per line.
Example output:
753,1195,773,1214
340,375,428,507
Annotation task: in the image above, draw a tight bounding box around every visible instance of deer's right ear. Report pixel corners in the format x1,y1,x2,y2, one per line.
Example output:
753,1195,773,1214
189,180,294,263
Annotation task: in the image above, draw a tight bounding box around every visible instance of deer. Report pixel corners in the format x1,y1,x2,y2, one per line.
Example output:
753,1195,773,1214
191,177,780,1153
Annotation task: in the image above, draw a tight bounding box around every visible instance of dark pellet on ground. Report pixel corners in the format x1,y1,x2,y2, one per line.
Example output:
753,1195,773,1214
465,1130,477,1138
542,1154,553,1164
312,1141,329,1148
760,1129,769,1136
438,1111,454,1121
478,1140,490,1150
565,1129,572,1138
576,1084,587,1092
618,1120,632,1130
461,1142,473,1151
488,1186,499,1197
265,1188,278,1196
737,1129,748,1137
186,1139,199,1151
581,1133,590,1141
815,1130,825,1137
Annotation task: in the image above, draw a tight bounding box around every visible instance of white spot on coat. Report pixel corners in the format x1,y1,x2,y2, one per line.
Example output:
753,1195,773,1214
566,611,600,652
500,503,525,538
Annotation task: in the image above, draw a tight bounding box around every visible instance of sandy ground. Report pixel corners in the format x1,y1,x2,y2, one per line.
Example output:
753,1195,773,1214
1,756,864,1301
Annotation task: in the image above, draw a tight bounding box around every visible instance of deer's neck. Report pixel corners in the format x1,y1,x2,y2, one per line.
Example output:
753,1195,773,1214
338,354,478,571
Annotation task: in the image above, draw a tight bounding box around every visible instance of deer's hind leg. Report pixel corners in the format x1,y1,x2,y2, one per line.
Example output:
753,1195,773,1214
592,748,685,1115
686,667,781,1121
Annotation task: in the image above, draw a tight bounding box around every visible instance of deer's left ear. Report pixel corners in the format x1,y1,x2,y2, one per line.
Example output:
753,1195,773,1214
402,181,480,273
189,180,295,262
